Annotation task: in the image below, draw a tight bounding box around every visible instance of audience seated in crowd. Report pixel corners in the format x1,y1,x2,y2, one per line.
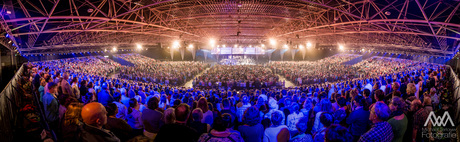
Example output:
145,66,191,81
17,53,455,142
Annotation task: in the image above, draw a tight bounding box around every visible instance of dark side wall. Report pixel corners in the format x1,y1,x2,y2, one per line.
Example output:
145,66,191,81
0,44,22,90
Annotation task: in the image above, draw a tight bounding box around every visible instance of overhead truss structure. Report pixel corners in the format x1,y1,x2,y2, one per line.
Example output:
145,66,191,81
1,0,459,56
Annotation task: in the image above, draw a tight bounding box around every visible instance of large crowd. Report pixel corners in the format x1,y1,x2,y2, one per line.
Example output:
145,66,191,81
115,54,209,86
352,56,420,78
193,65,282,89
35,56,121,77
270,54,360,85
15,53,457,142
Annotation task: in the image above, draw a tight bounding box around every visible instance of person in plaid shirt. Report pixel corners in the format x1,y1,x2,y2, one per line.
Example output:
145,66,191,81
411,99,428,142
359,102,394,142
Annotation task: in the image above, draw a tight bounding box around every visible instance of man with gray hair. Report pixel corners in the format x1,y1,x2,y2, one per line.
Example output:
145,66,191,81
358,102,394,142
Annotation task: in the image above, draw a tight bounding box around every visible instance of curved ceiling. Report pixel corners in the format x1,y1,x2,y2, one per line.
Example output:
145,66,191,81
1,0,460,55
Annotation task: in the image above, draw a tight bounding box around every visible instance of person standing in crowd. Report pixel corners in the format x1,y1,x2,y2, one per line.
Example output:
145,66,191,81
263,110,289,142
346,96,370,141
190,108,211,135
370,89,385,111
87,82,96,103
112,92,127,120
39,79,46,103
423,97,433,114
198,97,214,126
411,99,428,142
121,88,131,109
98,83,114,106
163,108,176,125
60,102,83,142
142,97,164,139
155,103,200,142
80,102,120,142
358,102,393,142
43,82,60,131
79,80,88,102
236,95,251,123
388,96,408,142
198,114,244,142
313,99,332,133
71,77,80,100
238,106,264,142
60,72,73,97
325,124,353,142
429,88,439,108
362,89,373,105
221,98,237,127
104,103,133,141
290,117,312,142
286,103,303,135
333,97,348,126
387,82,400,100
127,98,143,136
313,113,333,142
300,98,314,116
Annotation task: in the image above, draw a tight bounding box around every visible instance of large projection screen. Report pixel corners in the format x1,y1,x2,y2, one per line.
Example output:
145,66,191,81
211,47,265,54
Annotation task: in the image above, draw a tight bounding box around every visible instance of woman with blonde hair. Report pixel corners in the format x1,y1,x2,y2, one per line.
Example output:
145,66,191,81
39,79,47,103
60,102,83,142
405,83,416,99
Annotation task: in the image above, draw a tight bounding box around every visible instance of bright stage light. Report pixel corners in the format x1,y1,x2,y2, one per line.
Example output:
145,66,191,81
249,45,252,48
112,47,117,51
173,40,180,48
299,45,304,49
307,42,312,48
261,44,265,48
269,38,276,46
362,48,365,52
188,44,194,49
234,44,238,48
136,44,142,50
222,44,226,47
209,39,216,45
283,44,289,49
338,44,345,51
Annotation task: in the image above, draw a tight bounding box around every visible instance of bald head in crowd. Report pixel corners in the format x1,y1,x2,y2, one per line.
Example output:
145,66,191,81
81,102,108,128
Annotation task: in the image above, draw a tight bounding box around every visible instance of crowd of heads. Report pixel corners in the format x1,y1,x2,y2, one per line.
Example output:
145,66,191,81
116,54,208,86
269,54,360,85
193,65,281,89
15,53,456,142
